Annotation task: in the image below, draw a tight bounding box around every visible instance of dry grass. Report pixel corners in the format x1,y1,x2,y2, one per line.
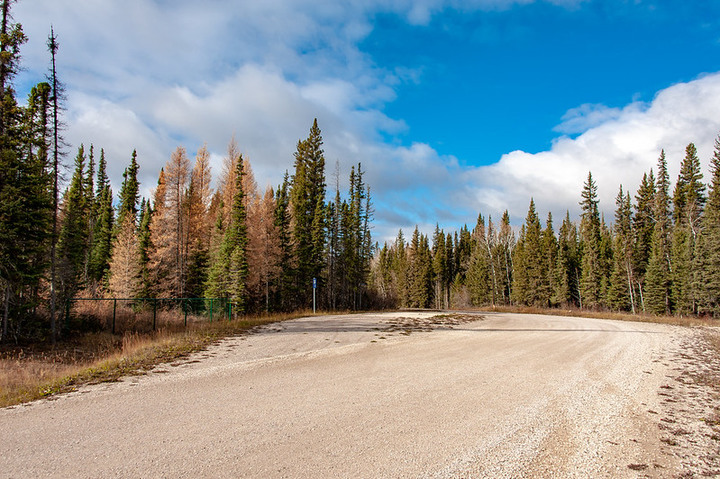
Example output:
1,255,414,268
0,310,315,408
478,304,720,328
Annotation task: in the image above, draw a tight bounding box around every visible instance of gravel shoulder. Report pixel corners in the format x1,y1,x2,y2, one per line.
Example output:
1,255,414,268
0,311,716,478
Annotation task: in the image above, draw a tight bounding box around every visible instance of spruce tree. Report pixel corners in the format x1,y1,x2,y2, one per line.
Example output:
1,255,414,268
273,172,293,310
467,216,491,306
326,164,342,309
82,146,96,285
393,229,409,307
645,151,673,315
57,146,90,303
290,119,326,307
695,135,720,315
117,149,140,228
606,186,633,311
578,172,603,309
554,211,580,307
671,143,705,314
0,68,53,340
432,225,449,308
497,211,514,304
87,149,113,285
633,170,655,311
512,199,543,306
47,26,65,342
407,228,432,308
136,199,152,298
540,212,557,307
205,155,249,311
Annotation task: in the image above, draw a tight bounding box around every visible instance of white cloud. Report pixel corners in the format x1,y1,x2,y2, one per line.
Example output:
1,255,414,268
460,73,720,225
554,103,630,135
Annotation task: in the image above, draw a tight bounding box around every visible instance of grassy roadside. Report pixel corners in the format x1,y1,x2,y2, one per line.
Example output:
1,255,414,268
0,311,315,408
478,304,720,328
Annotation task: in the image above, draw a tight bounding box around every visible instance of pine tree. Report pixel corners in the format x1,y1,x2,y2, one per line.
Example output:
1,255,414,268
645,151,673,315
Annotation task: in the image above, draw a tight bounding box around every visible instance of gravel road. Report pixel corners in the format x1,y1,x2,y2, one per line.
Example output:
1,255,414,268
0,312,704,478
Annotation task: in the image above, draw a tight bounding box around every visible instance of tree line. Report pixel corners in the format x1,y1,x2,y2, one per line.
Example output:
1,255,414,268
370,141,720,318
0,2,373,342
62,121,372,314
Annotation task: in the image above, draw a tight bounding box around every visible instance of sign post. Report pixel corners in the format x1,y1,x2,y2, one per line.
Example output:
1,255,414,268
312,277,317,314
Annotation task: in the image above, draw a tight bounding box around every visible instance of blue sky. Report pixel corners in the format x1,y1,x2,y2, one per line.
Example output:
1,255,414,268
366,1,720,161
13,0,720,241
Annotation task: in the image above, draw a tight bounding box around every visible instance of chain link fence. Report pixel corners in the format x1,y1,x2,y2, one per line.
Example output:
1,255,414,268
66,298,241,334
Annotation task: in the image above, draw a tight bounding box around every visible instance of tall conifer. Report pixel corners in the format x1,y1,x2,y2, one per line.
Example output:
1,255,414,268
645,151,673,315
579,172,603,309
695,135,720,315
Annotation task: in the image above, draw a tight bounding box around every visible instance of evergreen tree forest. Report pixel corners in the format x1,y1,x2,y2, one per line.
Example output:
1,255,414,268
0,3,373,341
370,142,720,319
2,1,720,345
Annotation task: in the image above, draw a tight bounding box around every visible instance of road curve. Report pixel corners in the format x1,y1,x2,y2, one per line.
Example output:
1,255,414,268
0,312,684,478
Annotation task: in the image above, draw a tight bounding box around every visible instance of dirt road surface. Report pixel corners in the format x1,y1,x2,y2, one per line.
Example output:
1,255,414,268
0,312,713,478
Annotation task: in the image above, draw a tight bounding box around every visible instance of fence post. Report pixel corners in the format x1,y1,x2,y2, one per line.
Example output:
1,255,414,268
112,299,117,335
153,299,157,331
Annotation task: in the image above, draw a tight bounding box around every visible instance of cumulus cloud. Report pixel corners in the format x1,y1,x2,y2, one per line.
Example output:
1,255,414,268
554,103,630,135
460,73,720,225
